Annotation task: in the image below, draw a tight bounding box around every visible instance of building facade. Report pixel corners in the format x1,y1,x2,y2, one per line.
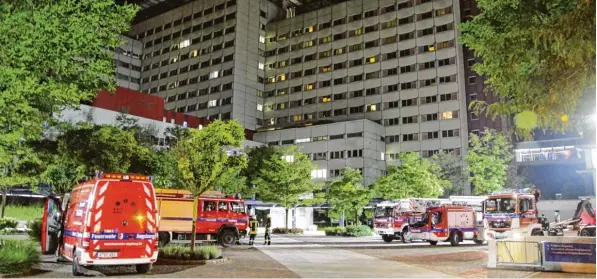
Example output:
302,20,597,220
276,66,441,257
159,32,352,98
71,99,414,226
121,0,477,193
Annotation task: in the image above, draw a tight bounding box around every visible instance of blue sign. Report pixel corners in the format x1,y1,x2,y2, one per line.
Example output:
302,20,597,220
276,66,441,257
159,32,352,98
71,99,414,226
544,242,596,263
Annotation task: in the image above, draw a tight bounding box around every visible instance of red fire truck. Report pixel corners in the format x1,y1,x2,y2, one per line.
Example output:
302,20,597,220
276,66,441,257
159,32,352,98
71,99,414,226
155,189,248,247
374,198,442,243
408,205,484,246
41,173,159,276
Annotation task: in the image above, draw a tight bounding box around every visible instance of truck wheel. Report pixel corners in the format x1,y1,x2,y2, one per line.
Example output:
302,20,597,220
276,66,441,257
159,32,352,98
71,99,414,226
401,228,411,243
382,235,393,243
135,264,152,274
580,228,594,237
531,229,544,236
449,231,461,246
218,230,236,247
473,237,484,245
72,252,84,276
428,241,438,245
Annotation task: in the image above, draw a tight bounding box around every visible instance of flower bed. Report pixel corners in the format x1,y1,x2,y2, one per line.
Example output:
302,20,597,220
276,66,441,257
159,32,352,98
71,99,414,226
156,245,226,265
272,227,304,234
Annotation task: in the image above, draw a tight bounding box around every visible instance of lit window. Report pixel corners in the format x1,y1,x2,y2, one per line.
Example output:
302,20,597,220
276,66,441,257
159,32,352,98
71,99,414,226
190,50,198,57
440,110,459,120
311,169,327,179
257,104,263,111
258,62,264,70
295,138,311,143
321,96,331,103
368,104,377,111
208,100,218,107
179,39,190,48
293,114,302,121
278,74,286,81
305,83,314,90
307,25,314,33
428,45,435,51
322,66,331,72
381,152,385,161
259,36,265,43
209,71,219,79
368,56,376,63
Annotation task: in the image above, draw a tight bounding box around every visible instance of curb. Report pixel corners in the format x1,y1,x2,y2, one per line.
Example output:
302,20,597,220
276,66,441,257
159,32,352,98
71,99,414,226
155,257,230,266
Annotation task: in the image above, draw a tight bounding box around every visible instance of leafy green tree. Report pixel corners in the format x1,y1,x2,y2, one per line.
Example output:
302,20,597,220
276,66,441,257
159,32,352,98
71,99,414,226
466,129,514,194
0,0,137,180
247,145,319,228
373,152,445,200
326,167,372,225
0,143,41,217
214,168,253,197
147,150,178,188
170,120,247,249
431,152,466,196
460,0,595,133
41,156,86,196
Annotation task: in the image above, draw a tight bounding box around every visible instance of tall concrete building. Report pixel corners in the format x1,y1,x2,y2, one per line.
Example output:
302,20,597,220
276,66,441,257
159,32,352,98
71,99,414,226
122,0,476,193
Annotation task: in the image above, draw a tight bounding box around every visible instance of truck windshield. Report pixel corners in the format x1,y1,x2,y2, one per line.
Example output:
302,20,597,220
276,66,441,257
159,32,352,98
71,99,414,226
485,198,516,213
408,213,428,227
375,207,393,217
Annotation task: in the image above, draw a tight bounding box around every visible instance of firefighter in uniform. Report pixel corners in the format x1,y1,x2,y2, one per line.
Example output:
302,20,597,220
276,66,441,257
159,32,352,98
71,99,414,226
263,214,271,245
248,215,258,245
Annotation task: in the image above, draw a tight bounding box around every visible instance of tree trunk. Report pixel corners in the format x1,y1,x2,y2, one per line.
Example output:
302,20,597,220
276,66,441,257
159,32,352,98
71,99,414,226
1,189,7,218
190,196,198,252
355,211,359,226
284,207,289,228
339,211,345,227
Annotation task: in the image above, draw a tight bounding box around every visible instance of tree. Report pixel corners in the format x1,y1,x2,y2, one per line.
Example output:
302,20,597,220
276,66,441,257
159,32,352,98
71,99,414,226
431,152,466,196
466,129,514,195
373,152,445,200
0,143,41,217
170,120,247,250
460,0,595,133
214,168,253,197
41,156,86,196
148,150,178,189
0,0,137,183
326,167,371,226
247,145,319,228
505,161,531,189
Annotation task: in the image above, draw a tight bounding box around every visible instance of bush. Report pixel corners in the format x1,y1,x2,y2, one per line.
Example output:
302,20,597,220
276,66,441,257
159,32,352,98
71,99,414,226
272,227,303,234
158,245,221,261
0,240,41,275
324,225,372,237
323,226,346,236
0,218,18,231
344,225,372,237
27,219,43,242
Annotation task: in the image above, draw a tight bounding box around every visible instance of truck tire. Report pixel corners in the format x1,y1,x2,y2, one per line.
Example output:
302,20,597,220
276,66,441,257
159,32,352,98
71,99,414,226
473,237,484,245
428,241,438,245
382,235,393,243
72,252,84,276
449,231,461,246
218,230,236,247
531,229,544,236
136,264,152,274
580,228,595,237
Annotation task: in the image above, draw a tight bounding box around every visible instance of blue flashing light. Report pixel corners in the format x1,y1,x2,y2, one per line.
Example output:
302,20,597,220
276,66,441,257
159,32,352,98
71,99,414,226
96,172,103,178
80,177,87,182
149,176,153,182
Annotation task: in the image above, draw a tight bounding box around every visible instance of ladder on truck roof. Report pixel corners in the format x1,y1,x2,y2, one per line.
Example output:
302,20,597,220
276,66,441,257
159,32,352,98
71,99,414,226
396,198,443,213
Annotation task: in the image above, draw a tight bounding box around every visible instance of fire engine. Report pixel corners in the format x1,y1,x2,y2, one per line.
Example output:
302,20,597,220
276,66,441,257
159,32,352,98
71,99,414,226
408,204,484,246
374,198,443,243
155,189,248,247
40,173,159,276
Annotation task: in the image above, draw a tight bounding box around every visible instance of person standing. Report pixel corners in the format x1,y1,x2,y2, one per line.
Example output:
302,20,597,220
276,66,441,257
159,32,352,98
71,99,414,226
248,215,258,245
263,214,271,245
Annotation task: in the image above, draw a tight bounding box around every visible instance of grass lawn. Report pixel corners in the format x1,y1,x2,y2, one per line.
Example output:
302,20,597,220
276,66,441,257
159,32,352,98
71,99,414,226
4,205,43,221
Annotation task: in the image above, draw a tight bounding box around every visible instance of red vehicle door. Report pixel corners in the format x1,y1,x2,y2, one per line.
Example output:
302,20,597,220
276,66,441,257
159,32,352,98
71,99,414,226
199,199,219,233
41,196,62,255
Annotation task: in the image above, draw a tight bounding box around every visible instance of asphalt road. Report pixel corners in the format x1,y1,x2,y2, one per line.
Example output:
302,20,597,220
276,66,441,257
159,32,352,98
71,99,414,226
17,235,596,278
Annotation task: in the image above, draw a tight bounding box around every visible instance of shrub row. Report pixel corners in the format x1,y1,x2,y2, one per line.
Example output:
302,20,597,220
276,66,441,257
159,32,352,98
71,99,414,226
272,227,304,234
324,225,372,237
0,218,18,231
0,240,41,275
158,245,221,261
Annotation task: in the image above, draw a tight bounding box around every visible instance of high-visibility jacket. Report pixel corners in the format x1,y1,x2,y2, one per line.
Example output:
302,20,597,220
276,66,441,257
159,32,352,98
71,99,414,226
249,220,258,235
265,218,271,233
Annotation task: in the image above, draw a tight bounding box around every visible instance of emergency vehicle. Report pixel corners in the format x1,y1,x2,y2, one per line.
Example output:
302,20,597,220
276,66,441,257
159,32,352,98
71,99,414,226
483,189,541,240
408,205,484,246
41,173,159,276
374,198,443,243
155,189,248,247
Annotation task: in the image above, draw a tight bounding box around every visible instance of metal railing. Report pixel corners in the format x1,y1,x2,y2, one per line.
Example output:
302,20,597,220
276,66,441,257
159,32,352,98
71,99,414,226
496,240,543,267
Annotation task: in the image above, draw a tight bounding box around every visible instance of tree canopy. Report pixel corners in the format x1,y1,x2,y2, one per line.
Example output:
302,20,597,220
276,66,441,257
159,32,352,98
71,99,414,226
460,0,595,134
373,152,445,200
326,167,371,225
466,129,514,194
431,152,465,196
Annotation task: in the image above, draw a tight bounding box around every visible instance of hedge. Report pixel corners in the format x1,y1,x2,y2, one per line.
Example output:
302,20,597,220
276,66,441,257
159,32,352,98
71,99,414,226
0,218,18,231
324,225,372,237
158,245,221,261
27,219,43,242
272,227,304,234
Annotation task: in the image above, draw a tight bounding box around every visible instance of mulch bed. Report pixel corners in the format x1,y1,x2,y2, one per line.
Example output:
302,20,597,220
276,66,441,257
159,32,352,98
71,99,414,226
155,257,230,266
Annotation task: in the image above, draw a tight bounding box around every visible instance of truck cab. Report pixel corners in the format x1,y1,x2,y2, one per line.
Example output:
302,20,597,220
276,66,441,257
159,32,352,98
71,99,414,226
408,205,484,246
41,173,159,276
374,198,443,243
483,190,541,240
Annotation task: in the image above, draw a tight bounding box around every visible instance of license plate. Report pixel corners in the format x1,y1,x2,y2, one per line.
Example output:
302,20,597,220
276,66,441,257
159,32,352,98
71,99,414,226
97,252,118,258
